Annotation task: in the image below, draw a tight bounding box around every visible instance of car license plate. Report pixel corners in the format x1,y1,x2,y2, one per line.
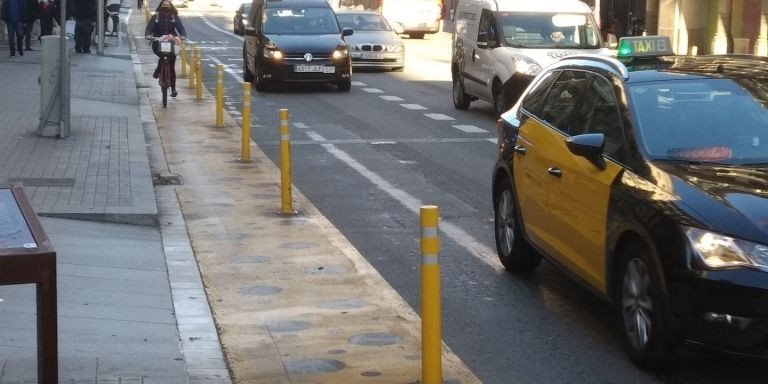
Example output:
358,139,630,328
294,65,324,73
362,53,384,60
160,42,172,53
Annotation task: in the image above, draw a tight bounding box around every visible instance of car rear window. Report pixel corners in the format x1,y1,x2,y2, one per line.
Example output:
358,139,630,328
629,78,768,164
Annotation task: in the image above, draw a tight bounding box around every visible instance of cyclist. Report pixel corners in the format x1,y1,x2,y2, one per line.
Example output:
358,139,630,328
145,0,186,97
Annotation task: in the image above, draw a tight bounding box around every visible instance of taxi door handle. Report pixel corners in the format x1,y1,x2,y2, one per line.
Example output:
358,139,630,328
513,145,526,155
547,167,562,177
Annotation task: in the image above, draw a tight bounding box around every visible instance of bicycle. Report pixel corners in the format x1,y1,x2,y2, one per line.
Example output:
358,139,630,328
148,35,181,107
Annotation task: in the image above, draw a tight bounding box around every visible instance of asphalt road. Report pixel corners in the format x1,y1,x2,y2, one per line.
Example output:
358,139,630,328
171,4,768,383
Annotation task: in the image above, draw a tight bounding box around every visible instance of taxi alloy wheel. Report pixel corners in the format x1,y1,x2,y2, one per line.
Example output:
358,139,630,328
616,243,674,369
494,178,540,272
453,74,470,110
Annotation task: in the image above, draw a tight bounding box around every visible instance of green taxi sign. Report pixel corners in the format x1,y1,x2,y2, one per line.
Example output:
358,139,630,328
616,36,674,59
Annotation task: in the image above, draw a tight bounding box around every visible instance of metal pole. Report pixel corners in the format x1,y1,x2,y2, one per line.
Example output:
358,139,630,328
420,205,441,384
241,83,251,163
59,0,70,138
188,44,195,88
180,43,187,78
279,109,293,214
97,0,105,54
216,64,223,127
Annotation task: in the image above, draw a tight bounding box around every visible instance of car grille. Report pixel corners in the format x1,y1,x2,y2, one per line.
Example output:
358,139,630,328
361,44,383,52
285,53,332,61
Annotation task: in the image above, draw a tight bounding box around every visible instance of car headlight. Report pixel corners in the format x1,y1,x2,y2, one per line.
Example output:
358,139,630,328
348,44,359,51
685,227,768,270
511,54,541,76
385,45,403,53
242,19,248,25
264,49,283,59
332,49,349,59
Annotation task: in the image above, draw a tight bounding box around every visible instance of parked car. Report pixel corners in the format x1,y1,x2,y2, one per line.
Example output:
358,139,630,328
171,0,188,8
337,10,404,71
493,35,768,368
234,2,251,36
242,0,353,92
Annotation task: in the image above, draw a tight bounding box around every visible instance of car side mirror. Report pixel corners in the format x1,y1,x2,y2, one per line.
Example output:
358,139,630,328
478,31,489,48
604,33,618,49
342,27,354,36
566,133,606,170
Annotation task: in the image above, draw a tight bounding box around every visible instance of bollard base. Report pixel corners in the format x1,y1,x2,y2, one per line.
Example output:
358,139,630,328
276,210,298,217
238,158,253,164
39,122,60,138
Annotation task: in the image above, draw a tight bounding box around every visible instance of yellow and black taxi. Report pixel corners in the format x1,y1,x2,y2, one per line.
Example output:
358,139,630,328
492,35,768,368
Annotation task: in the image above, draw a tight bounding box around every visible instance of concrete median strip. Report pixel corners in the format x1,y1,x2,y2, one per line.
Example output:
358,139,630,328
130,14,481,384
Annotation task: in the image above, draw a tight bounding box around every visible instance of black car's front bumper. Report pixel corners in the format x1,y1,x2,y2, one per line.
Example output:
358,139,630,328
261,57,351,84
671,268,768,356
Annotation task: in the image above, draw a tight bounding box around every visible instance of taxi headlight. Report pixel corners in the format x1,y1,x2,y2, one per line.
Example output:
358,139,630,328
685,227,768,270
332,49,349,59
264,49,283,60
511,54,541,76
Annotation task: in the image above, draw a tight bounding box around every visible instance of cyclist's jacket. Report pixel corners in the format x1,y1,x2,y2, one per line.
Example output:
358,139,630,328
145,9,186,38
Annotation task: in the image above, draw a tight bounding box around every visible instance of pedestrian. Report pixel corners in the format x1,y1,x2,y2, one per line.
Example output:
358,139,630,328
1,0,30,56
106,0,119,36
137,0,142,10
23,0,38,50
145,0,186,97
70,0,96,53
36,0,57,37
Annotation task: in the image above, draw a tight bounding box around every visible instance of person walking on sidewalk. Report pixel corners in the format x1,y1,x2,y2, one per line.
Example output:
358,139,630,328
71,0,96,53
106,0,119,36
22,0,38,50
1,0,30,56
36,0,57,37
145,0,186,97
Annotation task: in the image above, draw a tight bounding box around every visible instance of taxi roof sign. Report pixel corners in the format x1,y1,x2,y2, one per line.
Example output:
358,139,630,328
617,36,674,59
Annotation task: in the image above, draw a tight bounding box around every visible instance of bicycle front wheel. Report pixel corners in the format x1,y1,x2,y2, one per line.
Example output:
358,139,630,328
162,86,168,107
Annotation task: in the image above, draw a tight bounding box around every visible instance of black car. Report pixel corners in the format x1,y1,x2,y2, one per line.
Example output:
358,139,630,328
234,2,251,35
493,36,768,368
242,0,353,92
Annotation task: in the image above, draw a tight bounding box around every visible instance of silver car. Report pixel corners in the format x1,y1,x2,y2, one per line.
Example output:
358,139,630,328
337,11,405,71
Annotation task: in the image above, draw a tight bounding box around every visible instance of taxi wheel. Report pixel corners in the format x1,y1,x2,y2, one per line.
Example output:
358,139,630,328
494,178,540,272
453,75,470,110
616,243,674,369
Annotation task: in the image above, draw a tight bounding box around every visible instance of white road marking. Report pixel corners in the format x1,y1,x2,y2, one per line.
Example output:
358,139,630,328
399,160,416,165
487,138,498,144
351,81,367,86
362,88,384,93
424,113,455,121
452,124,487,133
293,122,309,129
380,95,404,101
400,104,427,110
208,56,244,83
201,17,245,41
227,58,244,61
370,141,397,145
305,131,501,270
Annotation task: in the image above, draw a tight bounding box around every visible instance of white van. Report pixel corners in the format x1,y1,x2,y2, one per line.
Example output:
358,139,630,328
452,0,613,114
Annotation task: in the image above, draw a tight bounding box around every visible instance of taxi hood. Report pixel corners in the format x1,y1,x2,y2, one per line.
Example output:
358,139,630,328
266,34,346,53
652,162,768,243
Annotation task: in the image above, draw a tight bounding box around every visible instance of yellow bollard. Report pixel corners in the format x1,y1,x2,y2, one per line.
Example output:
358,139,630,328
241,83,251,162
188,44,196,88
196,48,203,101
279,109,293,214
216,64,223,127
420,205,441,384
180,43,187,78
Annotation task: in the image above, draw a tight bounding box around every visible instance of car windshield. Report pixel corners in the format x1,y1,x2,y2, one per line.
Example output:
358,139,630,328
338,14,391,31
498,12,600,49
629,78,768,165
263,7,341,34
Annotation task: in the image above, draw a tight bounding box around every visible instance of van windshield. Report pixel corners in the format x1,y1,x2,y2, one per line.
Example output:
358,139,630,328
498,12,600,49
263,7,341,34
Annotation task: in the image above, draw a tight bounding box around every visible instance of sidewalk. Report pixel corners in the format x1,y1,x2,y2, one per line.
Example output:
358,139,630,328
0,8,228,383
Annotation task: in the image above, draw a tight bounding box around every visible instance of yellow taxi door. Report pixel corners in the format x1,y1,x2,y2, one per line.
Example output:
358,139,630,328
542,74,626,293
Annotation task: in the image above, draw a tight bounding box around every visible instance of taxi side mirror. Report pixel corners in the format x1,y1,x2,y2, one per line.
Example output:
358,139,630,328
566,133,606,170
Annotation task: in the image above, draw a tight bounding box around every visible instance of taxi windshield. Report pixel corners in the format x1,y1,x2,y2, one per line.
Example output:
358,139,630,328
497,12,601,49
629,78,768,165
263,7,341,34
